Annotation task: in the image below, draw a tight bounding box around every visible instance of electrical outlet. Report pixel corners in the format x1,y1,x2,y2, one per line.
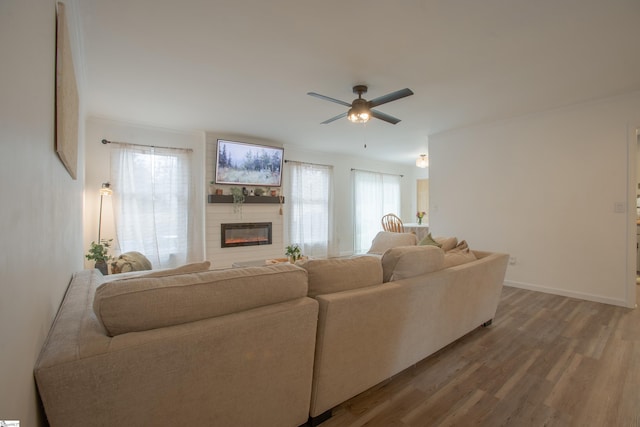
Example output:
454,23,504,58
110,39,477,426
509,256,517,265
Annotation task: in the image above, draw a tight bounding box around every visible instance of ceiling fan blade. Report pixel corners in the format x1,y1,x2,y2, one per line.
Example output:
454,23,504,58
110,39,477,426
368,88,414,108
307,92,352,107
370,109,401,125
321,112,347,124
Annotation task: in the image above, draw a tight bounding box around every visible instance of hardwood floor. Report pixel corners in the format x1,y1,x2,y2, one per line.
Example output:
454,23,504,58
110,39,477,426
322,286,640,426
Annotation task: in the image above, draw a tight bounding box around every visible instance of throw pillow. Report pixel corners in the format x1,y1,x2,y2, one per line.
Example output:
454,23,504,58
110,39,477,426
443,240,477,268
418,233,442,248
381,245,445,282
434,236,458,252
110,251,153,274
367,231,418,255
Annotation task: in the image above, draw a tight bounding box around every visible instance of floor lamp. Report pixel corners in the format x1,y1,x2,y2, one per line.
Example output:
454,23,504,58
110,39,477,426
98,182,112,243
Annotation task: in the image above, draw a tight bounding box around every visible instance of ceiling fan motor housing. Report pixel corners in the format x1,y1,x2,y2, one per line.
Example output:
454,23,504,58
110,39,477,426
353,85,368,96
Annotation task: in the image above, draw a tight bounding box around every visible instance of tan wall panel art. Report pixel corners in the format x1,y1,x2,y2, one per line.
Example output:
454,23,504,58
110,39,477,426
56,2,79,180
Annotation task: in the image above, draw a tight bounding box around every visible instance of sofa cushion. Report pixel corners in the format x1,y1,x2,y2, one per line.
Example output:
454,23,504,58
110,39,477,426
367,231,418,255
417,233,442,248
434,236,458,252
381,245,445,282
296,256,383,297
443,240,477,268
93,263,308,336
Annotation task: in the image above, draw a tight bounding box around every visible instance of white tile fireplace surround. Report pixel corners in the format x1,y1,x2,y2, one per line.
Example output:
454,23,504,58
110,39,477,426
206,202,284,269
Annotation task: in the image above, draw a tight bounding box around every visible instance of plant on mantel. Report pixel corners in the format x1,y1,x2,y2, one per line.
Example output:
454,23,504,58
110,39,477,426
230,187,245,215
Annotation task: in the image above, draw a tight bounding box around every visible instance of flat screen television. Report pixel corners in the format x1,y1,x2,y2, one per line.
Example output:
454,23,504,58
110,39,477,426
215,139,284,187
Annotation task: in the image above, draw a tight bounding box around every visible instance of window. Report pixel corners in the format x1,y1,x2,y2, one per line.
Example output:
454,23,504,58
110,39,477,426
286,161,336,258
111,144,195,268
353,169,401,253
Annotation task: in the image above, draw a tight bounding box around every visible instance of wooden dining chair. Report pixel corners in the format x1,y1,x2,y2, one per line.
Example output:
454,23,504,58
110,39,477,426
381,213,405,233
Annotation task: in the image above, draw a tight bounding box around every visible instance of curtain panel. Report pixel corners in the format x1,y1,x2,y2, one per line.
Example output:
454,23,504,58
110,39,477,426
286,161,337,258
111,144,195,268
353,169,401,253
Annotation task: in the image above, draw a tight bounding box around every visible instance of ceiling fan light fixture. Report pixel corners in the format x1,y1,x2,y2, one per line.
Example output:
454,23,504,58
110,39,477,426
348,109,370,123
347,100,371,123
416,154,428,168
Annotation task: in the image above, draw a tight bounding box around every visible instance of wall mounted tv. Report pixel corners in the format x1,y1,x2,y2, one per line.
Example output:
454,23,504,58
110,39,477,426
215,139,284,187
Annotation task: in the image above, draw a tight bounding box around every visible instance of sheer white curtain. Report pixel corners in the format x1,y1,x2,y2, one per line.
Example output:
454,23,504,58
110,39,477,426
286,161,336,258
111,144,195,268
353,170,401,253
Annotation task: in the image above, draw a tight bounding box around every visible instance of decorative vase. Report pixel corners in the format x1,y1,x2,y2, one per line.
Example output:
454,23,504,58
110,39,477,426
95,260,108,275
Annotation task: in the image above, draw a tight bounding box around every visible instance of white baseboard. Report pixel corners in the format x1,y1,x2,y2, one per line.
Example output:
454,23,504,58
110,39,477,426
504,280,630,308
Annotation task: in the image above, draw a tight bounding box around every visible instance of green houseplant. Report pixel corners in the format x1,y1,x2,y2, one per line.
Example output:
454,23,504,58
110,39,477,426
230,187,245,215
285,244,302,263
86,239,113,275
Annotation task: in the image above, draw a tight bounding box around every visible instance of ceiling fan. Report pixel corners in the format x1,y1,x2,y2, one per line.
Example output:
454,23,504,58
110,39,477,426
307,85,414,125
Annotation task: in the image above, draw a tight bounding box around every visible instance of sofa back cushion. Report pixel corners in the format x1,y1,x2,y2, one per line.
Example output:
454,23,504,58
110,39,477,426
381,245,445,282
367,231,418,255
94,263,308,336
296,256,383,297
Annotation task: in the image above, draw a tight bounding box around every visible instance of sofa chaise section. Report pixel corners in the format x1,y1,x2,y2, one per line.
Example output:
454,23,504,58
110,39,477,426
307,250,509,419
35,264,319,427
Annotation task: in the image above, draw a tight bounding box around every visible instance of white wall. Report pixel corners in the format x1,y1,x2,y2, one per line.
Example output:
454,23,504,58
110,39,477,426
0,0,85,425
84,117,206,268
430,92,640,307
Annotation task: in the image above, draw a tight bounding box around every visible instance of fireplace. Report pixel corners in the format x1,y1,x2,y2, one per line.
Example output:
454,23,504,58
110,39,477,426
221,222,272,248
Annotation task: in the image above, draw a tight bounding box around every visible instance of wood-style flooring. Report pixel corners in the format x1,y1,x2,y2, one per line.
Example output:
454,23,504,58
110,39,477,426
322,286,640,427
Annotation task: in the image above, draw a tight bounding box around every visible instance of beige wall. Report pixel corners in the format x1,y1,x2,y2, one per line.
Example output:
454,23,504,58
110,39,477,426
0,0,85,425
430,92,640,307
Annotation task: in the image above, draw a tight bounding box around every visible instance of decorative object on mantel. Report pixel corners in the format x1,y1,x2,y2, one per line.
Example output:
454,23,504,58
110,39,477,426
415,154,428,168
416,211,426,225
285,244,302,263
86,239,113,275
208,181,216,195
230,187,245,216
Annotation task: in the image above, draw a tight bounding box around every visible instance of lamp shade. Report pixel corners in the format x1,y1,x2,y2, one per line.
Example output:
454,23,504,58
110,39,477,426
99,182,113,196
416,154,428,168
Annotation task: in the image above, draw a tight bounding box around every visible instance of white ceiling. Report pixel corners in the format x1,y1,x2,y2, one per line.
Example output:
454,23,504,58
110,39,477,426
76,0,640,165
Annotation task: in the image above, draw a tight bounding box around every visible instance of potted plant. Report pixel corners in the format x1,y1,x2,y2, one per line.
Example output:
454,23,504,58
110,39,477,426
285,244,302,263
86,239,113,275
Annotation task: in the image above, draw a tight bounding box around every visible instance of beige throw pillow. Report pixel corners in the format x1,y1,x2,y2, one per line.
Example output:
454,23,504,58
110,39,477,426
434,236,458,252
381,245,445,282
443,240,477,268
367,231,418,255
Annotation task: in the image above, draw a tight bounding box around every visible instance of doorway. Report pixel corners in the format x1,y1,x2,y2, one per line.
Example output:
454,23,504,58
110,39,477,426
417,178,429,223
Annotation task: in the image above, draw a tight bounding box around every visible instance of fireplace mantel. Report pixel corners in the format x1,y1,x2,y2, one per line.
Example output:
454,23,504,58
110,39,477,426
208,195,284,204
